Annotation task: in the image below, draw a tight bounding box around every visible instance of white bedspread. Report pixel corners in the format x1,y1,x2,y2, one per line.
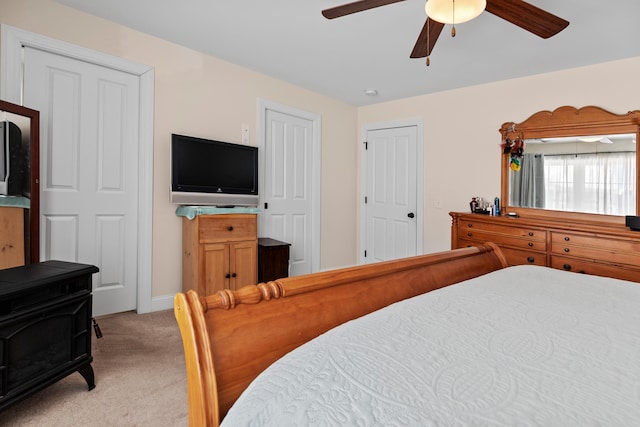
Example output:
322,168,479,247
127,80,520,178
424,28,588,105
221,265,640,426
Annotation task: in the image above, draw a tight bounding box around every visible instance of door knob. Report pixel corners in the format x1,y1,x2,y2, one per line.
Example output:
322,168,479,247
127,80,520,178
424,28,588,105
407,212,415,218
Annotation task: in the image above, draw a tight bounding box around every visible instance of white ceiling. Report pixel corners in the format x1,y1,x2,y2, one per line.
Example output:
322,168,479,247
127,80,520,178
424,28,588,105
55,0,640,106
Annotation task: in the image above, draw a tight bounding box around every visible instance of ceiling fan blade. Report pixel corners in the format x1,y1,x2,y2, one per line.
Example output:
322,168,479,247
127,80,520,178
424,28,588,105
410,18,444,58
485,0,569,39
322,0,405,19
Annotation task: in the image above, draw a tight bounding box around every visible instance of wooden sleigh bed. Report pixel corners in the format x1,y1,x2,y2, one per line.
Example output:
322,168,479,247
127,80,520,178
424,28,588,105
174,242,640,426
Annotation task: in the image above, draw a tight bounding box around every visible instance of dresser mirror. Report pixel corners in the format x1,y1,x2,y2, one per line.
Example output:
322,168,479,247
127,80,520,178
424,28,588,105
0,100,40,268
500,106,640,221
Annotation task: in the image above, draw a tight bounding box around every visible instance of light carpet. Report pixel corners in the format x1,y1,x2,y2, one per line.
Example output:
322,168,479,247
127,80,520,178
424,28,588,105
0,309,188,426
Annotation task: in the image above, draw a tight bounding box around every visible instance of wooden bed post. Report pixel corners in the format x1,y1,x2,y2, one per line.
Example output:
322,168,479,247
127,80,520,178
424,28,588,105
174,291,219,426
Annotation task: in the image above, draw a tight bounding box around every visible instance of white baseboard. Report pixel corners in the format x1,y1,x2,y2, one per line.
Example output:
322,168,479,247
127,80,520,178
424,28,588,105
139,294,175,313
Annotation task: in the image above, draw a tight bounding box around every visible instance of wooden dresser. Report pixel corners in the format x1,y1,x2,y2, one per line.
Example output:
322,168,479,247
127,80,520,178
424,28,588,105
182,214,258,295
450,212,640,283
0,206,25,269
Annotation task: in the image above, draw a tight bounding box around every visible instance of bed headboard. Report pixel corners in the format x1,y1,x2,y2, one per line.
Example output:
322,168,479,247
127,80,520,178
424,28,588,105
174,243,508,426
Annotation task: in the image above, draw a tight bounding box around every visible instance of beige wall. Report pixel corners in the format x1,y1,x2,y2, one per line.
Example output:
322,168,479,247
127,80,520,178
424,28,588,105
3,0,640,303
1,0,358,298
358,56,640,254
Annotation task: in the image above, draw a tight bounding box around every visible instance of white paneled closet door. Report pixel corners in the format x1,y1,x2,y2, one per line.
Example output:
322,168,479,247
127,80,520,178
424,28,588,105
262,108,314,277
364,125,418,263
23,46,140,316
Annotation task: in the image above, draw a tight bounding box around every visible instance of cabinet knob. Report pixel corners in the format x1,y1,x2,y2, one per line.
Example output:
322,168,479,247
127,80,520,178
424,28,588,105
467,223,473,228
231,273,237,278
467,232,473,237
564,236,570,241
527,256,535,263
225,273,231,279
564,248,570,253
227,226,234,231
528,242,533,247
563,264,572,271
528,232,534,237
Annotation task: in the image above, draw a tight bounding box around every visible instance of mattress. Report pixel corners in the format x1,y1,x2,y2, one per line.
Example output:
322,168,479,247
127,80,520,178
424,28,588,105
221,265,640,426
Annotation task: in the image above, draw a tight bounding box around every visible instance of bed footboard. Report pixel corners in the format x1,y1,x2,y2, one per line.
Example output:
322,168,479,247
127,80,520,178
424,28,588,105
175,243,507,426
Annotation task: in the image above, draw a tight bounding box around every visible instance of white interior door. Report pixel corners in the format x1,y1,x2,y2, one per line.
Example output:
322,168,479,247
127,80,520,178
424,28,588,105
23,46,140,316
363,125,419,263
261,107,316,277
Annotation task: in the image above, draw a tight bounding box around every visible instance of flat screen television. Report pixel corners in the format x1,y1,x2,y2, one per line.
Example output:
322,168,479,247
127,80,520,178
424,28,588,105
170,133,258,206
0,121,24,196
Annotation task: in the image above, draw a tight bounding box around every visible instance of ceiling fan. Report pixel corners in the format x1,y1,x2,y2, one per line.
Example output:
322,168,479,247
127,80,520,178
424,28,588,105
322,0,569,65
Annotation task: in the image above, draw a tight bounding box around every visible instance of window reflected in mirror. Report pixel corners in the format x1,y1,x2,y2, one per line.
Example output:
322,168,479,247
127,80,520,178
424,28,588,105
509,133,636,215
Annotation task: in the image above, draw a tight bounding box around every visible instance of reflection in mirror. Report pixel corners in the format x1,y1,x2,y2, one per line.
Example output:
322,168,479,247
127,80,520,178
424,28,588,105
501,106,640,220
0,100,39,269
509,133,637,215
1,112,31,199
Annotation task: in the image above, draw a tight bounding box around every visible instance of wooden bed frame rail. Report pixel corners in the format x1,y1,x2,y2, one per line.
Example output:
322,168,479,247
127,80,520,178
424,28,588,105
174,243,508,426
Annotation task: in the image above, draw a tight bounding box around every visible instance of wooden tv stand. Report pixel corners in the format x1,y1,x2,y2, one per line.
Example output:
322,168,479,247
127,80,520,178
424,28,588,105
182,213,258,295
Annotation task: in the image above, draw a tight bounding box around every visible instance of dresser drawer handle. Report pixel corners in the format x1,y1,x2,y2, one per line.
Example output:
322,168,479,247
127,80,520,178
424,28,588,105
528,232,534,237
467,232,473,237
527,256,535,263
564,248,570,253
528,242,533,247
467,223,473,228
227,226,234,231
564,236,570,241
563,264,572,271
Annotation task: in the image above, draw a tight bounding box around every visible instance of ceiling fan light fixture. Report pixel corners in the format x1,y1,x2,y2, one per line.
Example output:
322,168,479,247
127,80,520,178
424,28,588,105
425,0,486,24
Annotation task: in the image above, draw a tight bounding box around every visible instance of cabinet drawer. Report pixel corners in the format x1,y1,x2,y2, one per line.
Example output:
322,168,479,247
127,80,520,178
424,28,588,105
454,241,545,266
500,247,546,266
198,215,257,243
461,221,545,240
551,232,640,254
551,244,639,266
460,229,546,251
551,233,640,267
551,256,640,283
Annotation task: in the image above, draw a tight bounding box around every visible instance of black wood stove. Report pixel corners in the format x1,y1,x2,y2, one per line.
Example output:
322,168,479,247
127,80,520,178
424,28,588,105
0,260,99,410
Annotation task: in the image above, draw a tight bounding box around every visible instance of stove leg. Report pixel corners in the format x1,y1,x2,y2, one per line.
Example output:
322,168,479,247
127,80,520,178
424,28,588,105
78,364,96,391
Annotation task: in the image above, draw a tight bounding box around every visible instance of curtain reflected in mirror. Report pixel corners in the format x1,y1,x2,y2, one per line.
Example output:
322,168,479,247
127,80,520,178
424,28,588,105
510,153,545,208
509,134,636,215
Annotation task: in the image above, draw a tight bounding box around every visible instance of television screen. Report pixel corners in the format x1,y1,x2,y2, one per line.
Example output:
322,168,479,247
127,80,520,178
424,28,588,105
171,134,258,206
0,121,24,196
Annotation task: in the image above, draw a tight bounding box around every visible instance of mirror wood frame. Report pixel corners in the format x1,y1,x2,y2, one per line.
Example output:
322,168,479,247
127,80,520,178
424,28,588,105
500,105,640,224
0,99,40,265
